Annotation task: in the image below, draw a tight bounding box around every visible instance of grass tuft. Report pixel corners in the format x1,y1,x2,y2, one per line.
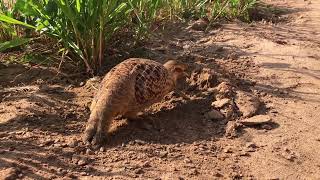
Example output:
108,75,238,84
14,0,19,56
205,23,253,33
0,0,257,74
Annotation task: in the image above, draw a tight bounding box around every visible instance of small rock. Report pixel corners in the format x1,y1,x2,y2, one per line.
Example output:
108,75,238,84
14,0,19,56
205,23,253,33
214,172,223,177
67,139,79,148
159,151,168,158
224,147,233,153
282,152,295,161
142,161,151,168
211,98,231,108
190,169,199,175
134,139,147,145
99,147,105,152
225,121,240,137
216,82,233,97
53,143,62,148
222,107,235,119
239,115,271,126
86,149,94,155
128,141,135,145
184,158,192,163
57,168,67,175
8,147,15,151
246,142,257,149
239,151,250,156
235,91,261,117
77,158,89,166
134,168,144,174
79,82,85,86
80,172,87,176
205,109,225,120
44,139,54,146
68,174,77,179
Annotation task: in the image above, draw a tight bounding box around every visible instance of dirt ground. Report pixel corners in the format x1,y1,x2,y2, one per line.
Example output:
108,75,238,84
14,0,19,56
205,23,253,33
1,0,320,179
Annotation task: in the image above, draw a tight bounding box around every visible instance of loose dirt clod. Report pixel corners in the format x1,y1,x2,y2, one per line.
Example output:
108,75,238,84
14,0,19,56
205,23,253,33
239,115,271,126
211,98,231,108
205,109,225,120
235,91,261,117
188,68,219,90
225,121,241,137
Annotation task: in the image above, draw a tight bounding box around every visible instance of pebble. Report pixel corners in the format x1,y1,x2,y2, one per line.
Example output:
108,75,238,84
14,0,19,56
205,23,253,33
134,168,144,174
99,147,106,152
239,115,272,126
184,158,192,163
134,139,147,145
239,151,250,156
86,149,94,155
224,147,233,153
225,121,240,137
159,151,168,158
68,139,79,148
190,169,199,175
214,172,223,177
80,172,87,176
282,152,295,161
77,158,89,166
142,161,151,168
211,98,231,108
205,109,225,120
246,142,257,149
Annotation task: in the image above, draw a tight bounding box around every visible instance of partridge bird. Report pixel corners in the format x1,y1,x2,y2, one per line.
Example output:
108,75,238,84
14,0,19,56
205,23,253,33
83,58,188,145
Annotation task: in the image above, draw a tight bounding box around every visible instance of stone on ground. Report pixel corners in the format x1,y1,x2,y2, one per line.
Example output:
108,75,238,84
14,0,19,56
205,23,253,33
239,115,271,126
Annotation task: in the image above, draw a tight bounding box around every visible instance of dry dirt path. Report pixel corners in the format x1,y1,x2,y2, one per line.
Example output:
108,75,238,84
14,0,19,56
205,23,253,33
230,0,320,179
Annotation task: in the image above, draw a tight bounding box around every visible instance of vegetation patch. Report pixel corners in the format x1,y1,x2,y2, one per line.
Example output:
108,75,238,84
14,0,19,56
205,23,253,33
1,0,256,74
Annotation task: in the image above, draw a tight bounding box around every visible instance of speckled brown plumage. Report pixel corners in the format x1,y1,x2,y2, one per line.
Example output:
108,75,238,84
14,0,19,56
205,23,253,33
83,58,188,145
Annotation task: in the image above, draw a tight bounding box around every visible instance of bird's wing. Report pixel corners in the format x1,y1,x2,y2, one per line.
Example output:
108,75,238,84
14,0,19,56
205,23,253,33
134,62,171,105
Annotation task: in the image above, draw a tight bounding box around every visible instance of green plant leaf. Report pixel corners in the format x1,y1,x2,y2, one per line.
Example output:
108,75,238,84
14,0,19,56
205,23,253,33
0,38,32,52
0,14,36,29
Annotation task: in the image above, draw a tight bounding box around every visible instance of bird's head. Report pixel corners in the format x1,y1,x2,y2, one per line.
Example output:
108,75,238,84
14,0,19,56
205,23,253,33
163,60,189,87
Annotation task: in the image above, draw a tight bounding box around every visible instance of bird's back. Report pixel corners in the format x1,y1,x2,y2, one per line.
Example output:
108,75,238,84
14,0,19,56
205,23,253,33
91,58,174,114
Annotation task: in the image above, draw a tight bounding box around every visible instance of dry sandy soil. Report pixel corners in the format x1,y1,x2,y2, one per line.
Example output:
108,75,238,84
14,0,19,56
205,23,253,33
1,0,320,179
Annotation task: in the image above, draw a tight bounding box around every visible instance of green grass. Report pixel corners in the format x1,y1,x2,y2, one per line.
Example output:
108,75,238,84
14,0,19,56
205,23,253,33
0,0,256,74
